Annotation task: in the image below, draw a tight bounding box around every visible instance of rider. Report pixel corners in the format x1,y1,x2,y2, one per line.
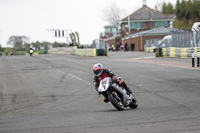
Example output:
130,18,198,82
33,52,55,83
93,63,132,103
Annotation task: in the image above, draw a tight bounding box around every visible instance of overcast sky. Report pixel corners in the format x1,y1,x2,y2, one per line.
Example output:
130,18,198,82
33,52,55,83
0,0,176,47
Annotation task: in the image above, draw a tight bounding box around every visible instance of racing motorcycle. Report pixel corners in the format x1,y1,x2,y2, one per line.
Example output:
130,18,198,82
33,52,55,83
98,77,138,111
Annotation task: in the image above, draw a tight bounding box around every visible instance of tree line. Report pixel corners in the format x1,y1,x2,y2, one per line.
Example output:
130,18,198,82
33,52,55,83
2,35,92,51
158,0,200,29
6,36,69,51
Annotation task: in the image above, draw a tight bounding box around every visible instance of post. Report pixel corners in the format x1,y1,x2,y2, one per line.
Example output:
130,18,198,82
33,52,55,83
192,48,195,67
128,15,130,34
197,48,199,67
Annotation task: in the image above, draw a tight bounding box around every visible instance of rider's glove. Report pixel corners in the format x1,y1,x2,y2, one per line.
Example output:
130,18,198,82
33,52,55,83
112,77,118,83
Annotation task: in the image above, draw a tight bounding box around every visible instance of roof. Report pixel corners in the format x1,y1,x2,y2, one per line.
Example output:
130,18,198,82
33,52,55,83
124,26,175,39
121,6,176,21
104,25,118,28
104,34,121,41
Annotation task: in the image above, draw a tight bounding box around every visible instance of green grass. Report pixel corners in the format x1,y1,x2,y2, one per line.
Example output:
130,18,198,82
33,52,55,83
0,50,47,56
15,51,27,54
0,51,5,55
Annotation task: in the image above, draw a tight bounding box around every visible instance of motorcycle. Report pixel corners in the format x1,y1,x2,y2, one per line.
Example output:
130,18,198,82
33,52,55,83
29,49,33,56
98,77,138,111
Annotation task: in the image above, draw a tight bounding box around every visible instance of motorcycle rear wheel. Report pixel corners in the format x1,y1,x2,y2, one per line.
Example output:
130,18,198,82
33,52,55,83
108,92,124,111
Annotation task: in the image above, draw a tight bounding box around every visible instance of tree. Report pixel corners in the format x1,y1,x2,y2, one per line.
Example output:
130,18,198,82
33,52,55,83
192,0,200,20
162,2,167,14
176,0,181,19
31,41,40,50
102,2,126,25
186,0,193,20
52,42,68,47
180,0,186,19
155,1,164,11
161,2,175,14
7,36,30,50
167,3,175,14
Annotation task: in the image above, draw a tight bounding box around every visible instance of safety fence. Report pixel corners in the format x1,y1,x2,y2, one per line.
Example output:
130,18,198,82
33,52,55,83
171,30,200,47
50,47,74,55
145,47,200,58
48,47,108,57
25,52,39,56
74,49,97,57
144,30,200,48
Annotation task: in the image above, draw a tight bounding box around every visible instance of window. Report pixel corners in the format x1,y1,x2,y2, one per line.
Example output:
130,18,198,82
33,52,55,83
105,27,118,35
105,27,111,33
151,21,168,28
122,24,126,31
130,22,145,30
112,27,117,35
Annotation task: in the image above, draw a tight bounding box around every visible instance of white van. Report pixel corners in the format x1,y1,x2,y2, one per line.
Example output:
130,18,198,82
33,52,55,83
158,35,172,48
192,22,200,47
192,22,200,32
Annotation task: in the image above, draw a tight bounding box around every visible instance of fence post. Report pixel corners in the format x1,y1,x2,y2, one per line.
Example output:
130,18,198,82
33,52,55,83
197,48,199,67
192,48,195,67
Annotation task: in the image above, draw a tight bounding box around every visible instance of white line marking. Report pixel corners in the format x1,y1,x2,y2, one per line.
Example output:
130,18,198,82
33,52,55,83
68,73,82,81
68,73,91,85
55,69,64,73
135,56,156,60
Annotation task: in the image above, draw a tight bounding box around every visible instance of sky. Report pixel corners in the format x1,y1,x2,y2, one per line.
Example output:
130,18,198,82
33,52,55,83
0,0,177,47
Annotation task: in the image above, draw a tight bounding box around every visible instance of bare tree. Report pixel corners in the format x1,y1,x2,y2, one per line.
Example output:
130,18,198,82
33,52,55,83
102,2,127,25
155,1,165,12
7,36,30,50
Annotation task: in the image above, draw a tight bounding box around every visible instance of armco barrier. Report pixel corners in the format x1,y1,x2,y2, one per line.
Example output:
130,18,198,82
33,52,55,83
25,52,39,55
51,47,74,55
74,49,96,57
146,47,150,53
169,47,176,57
180,48,188,58
162,48,166,57
145,47,200,58
49,47,108,57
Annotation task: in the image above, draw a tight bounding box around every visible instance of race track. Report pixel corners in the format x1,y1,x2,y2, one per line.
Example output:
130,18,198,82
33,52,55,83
0,52,200,133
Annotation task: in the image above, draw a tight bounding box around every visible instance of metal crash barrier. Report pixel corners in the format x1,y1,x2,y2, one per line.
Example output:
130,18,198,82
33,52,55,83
146,47,200,58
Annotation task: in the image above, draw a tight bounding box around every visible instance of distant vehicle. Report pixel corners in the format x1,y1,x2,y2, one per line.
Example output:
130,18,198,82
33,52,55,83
29,48,33,56
191,22,200,47
158,35,172,48
191,22,200,32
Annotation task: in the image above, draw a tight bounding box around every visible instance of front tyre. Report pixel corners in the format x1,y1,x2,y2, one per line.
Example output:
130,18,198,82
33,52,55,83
108,92,124,111
129,95,138,109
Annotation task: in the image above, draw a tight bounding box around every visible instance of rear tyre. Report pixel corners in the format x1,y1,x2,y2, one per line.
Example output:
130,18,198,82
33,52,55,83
108,92,124,111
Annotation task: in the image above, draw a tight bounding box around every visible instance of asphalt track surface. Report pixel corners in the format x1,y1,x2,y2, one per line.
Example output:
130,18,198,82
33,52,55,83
0,52,200,133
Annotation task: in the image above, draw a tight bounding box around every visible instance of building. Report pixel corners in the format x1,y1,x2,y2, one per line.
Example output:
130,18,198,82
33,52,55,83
122,26,174,51
100,1,176,51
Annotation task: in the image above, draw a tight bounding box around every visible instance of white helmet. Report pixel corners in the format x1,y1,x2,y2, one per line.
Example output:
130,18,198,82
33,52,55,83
93,63,103,77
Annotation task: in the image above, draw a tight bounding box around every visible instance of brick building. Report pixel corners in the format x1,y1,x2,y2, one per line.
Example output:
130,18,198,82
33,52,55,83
100,3,176,51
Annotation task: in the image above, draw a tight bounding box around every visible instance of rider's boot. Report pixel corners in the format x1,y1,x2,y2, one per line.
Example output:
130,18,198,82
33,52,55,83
103,97,109,103
126,86,132,94
122,81,132,94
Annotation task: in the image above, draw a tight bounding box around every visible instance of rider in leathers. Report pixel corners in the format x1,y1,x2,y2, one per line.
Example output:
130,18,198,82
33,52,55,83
93,63,132,103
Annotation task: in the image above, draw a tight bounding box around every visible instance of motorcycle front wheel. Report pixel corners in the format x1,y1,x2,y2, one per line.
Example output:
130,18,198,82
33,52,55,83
108,92,124,111
129,95,138,109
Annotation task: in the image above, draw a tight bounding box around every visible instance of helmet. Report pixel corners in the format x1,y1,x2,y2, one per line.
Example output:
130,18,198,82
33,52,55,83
93,63,103,77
